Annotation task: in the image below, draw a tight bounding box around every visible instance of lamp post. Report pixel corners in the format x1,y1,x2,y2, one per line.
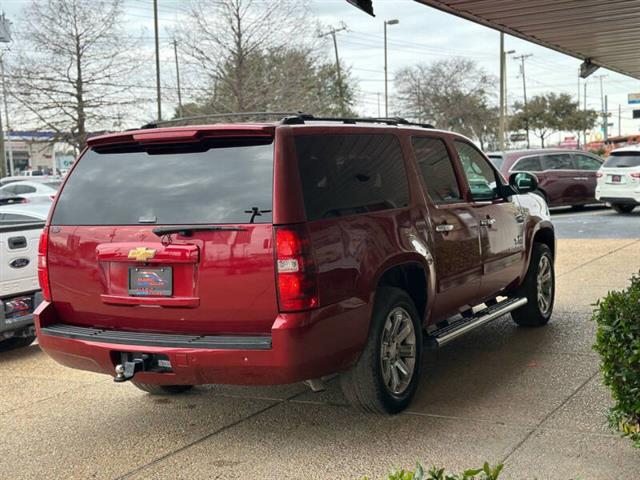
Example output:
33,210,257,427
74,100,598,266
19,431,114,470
384,19,399,117
498,31,515,150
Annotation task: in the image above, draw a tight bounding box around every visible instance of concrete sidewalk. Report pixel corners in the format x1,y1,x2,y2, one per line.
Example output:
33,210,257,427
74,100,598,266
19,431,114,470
1,239,639,479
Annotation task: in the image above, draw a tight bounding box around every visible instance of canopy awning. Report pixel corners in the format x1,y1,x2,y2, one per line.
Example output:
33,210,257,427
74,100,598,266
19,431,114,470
410,0,640,79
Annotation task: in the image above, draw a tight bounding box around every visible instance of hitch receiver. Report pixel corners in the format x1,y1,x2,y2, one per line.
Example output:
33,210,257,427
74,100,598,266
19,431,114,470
113,352,172,383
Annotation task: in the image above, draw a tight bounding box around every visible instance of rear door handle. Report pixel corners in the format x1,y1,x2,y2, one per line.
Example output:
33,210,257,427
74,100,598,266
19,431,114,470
480,218,496,227
435,224,454,233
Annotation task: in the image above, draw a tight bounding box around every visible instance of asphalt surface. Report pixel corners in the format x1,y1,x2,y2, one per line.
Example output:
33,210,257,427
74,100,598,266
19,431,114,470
2,213,640,479
551,205,640,239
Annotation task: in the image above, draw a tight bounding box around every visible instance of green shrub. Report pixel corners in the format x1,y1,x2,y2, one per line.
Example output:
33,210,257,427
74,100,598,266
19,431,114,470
592,273,640,448
365,462,503,480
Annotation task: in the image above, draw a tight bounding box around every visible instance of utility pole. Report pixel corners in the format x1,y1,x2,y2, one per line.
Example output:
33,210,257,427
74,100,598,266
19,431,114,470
618,104,621,137
604,94,609,141
583,78,588,147
383,19,399,117
153,0,162,121
597,74,607,141
513,53,532,148
173,39,183,118
320,25,347,116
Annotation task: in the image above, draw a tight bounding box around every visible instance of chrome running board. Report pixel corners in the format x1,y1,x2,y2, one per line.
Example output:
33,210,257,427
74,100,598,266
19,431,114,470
426,297,527,349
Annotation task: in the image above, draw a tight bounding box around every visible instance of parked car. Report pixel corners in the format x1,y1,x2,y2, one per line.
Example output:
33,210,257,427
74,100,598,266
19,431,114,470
1,216,45,351
0,180,60,203
0,175,62,187
0,203,50,224
595,145,640,213
35,115,555,413
487,149,604,208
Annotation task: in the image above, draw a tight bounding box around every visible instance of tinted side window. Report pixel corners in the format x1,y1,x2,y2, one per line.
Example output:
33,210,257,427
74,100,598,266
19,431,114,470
513,156,542,172
295,134,410,221
542,154,574,170
574,154,602,171
454,141,499,201
411,137,462,203
13,185,36,194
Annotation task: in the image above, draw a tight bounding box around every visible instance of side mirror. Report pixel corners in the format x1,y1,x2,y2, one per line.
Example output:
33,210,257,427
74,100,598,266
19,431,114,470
509,172,538,194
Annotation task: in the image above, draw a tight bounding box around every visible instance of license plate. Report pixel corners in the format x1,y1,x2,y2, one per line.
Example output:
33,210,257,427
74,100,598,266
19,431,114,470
610,174,622,183
4,295,33,319
128,267,172,297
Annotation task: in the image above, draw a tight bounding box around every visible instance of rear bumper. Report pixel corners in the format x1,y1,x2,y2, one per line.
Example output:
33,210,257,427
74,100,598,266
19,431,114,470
35,300,370,385
1,291,42,338
596,185,640,204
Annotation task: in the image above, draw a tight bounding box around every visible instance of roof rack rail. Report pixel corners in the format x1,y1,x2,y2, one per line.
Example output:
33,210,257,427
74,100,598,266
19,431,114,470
141,111,306,129
280,114,434,129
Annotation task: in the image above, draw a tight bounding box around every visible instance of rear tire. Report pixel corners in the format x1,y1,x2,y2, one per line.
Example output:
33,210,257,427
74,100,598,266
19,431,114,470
339,287,423,414
611,203,635,214
0,335,36,352
131,382,194,395
511,243,555,327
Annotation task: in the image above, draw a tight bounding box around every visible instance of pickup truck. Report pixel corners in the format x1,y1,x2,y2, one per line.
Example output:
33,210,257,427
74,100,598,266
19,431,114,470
0,221,44,350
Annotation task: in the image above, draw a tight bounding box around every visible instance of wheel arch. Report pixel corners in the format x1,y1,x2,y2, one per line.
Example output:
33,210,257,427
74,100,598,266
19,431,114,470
371,255,434,327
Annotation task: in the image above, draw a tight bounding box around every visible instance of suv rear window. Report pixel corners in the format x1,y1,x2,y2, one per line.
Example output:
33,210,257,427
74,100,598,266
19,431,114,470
52,138,274,225
603,153,640,168
295,134,410,221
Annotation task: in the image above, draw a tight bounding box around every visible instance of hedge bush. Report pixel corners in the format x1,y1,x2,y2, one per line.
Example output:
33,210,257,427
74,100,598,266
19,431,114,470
365,462,503,480
592,273,640,448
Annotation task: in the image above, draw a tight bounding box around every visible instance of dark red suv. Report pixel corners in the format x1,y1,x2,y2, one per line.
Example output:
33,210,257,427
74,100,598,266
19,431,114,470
488,149,604,208
35,115,555,413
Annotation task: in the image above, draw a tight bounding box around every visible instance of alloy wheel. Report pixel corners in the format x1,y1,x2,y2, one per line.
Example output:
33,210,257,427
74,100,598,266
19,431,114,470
536,254,553,316
380,307,417,396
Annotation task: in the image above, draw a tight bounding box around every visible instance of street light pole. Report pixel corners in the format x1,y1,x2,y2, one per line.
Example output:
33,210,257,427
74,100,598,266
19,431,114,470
384,19,399,118
153,0,162,121
498,33,515,150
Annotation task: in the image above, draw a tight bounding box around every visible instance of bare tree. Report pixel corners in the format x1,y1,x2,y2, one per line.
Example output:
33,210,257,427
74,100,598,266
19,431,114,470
176,0,355,115
11,0,142,152
395,58,497,143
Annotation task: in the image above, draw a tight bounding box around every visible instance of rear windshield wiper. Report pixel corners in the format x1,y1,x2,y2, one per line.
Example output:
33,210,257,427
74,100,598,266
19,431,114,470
152,225,247,237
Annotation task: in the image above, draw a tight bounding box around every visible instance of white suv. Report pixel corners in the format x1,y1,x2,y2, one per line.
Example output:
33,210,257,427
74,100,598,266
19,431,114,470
595,145,640,214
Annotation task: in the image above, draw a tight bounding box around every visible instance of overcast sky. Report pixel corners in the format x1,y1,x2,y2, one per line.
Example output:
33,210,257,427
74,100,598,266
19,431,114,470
1,0,640,138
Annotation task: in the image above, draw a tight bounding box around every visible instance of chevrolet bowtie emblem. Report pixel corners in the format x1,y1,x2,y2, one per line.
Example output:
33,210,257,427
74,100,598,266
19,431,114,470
128,247,156,262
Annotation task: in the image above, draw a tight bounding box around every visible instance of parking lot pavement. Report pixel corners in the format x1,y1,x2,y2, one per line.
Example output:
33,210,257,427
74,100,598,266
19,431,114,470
551,205,640,239
2,239,640,479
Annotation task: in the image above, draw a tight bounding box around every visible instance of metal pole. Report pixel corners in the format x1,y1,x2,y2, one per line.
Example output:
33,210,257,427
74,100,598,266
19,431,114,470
583,79,588,147
499,32,505,151
173,39,183,118
604,94,608,141
153,0,162,121
384,21,388,117
618,104,621,137
377,92,381,117
0,56,11,175
514,54,531,149
330,30,345,116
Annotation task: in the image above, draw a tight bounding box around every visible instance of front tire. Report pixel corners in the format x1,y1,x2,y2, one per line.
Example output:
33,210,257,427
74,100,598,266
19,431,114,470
340,287,423,414
611,203,635,214
511,243,555,327
131,382,194,395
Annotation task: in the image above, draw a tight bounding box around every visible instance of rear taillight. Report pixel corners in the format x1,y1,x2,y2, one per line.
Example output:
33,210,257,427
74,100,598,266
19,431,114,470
595,172,603,178
630,172,640,179
37,227,51,301
275,225,318,312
